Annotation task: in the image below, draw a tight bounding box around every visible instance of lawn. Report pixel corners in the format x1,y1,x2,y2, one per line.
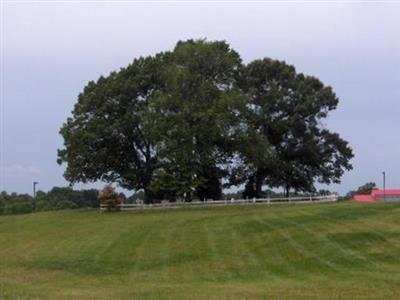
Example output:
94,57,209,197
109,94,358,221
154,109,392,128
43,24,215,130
0,202,400,299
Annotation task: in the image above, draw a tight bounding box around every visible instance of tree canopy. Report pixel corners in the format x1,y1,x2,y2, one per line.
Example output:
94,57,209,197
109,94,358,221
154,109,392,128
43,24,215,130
238,59,353,198
58,39,353,203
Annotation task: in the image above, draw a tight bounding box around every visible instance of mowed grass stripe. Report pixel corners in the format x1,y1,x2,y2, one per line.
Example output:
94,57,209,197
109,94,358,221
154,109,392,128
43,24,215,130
292,207,370,268
249,214,299,277
1,202,400,299
229,217,274,280
256,214,342,275
218,214,271,281
307,203,400,270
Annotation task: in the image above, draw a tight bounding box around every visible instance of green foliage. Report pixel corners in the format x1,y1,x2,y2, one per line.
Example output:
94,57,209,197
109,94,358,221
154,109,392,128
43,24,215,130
0,188,99,215
2,194,33,214
143,40,245,201
195,165,223,200
238,58,353,197
36,187,99,210
0,191,6,212
0,192,33,214
58,54,167,203
356,182,377,194
58,39,353,201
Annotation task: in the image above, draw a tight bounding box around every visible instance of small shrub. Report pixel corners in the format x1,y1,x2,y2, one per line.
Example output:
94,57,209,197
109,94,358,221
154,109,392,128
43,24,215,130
98,185,121,211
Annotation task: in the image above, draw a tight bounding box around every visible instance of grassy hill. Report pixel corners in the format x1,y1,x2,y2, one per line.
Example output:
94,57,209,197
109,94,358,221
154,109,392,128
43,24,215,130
1,202,400,299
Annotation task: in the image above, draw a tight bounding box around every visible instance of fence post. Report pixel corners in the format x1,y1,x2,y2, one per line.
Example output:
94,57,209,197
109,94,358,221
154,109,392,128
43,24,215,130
253,197,256,204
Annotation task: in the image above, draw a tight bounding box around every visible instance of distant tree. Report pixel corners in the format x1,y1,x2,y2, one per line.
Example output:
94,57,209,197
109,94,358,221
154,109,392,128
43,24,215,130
2,193,33,214
318,189,332,196
35,187,98,211
0,187,101,215
35,191,50,211
0,191,7,213
43,187,78,210
55,199,78,210
346,182,376,198
356,182,376,194
78,189,99,208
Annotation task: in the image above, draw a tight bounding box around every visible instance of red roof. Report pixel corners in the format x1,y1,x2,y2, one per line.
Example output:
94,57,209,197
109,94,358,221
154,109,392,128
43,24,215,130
353,194,376,202
353,188,400,202
371,188,400,196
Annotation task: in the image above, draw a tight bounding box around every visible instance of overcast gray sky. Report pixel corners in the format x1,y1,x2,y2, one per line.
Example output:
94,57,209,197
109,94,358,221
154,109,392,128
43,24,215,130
1,1,400,195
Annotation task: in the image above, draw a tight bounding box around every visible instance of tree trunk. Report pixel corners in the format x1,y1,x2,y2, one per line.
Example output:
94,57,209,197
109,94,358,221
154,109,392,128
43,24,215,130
255,171,264,198
144,188,153,204
285,185,290,198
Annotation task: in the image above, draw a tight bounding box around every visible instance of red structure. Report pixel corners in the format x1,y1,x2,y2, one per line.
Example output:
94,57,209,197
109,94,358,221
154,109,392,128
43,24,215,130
353,188,400,202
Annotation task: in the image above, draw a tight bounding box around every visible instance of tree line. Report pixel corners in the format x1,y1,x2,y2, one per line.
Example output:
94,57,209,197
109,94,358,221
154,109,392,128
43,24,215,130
58,39,353,203
0,188,98,215
0,186,341,215
0,187,142,215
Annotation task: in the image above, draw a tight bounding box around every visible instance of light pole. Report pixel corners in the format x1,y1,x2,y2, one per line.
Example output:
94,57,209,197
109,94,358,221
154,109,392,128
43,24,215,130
33,181,39,198
382,172,386,201
33,181,39,209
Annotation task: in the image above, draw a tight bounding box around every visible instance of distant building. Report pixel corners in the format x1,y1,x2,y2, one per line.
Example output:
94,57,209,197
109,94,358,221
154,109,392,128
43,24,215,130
353,188,400,202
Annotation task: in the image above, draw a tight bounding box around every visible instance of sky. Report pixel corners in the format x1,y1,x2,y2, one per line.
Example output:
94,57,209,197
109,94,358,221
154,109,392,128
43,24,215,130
1,1,400,196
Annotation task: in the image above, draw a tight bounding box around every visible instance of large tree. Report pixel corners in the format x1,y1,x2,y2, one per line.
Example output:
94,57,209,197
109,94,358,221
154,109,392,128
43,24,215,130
239,58,353,197
58,40,353,202
58,53,168,203
146,40,246,201
58,40,245,202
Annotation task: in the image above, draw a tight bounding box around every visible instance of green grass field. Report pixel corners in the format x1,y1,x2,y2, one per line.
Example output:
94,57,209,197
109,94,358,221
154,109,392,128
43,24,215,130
1,202,400,299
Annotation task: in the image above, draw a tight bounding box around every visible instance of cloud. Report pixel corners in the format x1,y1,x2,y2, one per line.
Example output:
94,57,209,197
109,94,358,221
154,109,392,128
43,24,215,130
1,164,41,179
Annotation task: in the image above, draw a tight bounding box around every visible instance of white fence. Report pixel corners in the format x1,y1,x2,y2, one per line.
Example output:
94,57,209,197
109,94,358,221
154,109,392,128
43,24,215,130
100,194,338,212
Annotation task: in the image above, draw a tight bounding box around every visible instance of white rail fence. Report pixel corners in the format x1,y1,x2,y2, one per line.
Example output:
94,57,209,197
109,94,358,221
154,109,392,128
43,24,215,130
100,194,338,212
